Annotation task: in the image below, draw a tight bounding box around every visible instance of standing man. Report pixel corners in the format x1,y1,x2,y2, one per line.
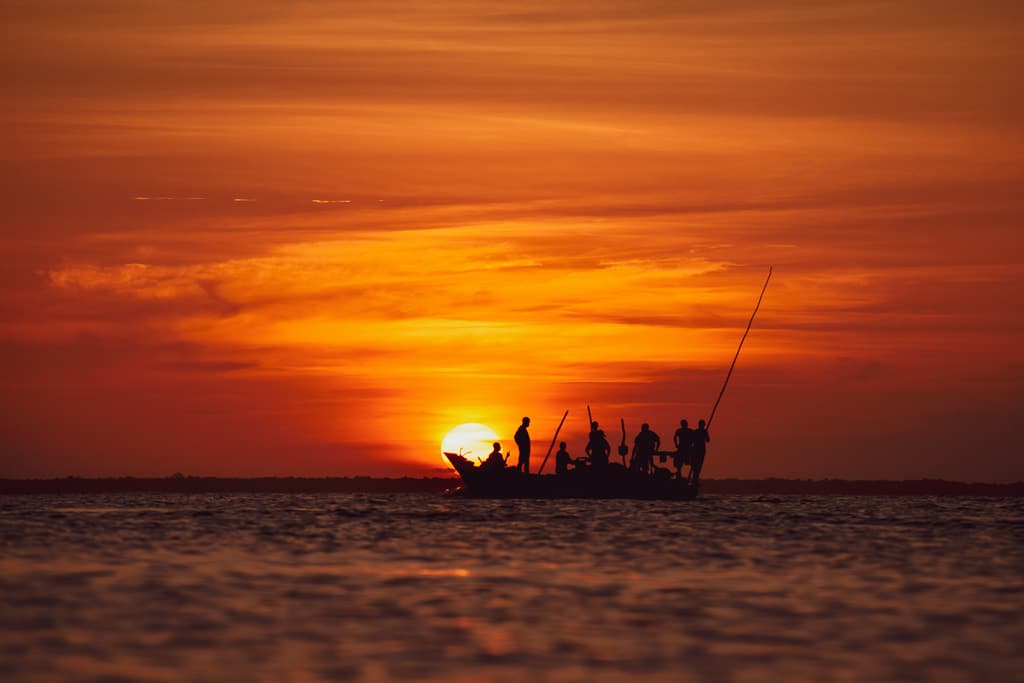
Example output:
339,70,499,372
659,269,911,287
586,422,611,469
514,416,531,474
673,419,693,480
631,423,660,474
689,419,711,486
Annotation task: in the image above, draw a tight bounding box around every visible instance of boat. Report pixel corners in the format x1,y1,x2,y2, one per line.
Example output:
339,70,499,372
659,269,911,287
444,452,699,500
442,268,773,502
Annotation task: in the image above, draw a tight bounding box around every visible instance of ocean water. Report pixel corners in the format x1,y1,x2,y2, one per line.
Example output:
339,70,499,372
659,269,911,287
1,494,1022,683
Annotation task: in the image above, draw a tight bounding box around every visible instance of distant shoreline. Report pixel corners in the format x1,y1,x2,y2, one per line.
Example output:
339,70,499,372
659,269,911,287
1,477,1022,496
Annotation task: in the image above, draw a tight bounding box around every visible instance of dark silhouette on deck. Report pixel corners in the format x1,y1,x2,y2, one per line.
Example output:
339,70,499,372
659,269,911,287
673,419,693,480
689,420,710,486
586,422,611,469
483,442,506,471
514,417,531,473
631,423,660,474
555,441,584,475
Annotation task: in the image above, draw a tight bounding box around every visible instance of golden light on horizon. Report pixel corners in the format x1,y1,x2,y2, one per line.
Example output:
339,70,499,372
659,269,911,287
441,423,501,466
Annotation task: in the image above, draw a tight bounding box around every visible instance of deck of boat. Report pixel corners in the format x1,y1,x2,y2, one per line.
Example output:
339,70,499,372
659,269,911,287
444,453,698,500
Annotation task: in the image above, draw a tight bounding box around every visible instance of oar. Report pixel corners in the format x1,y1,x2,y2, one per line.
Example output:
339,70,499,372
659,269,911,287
538,410,569,475
707,267,772,429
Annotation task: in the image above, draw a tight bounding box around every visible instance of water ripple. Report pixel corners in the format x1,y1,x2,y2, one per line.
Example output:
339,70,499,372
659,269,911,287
1,494,1022,682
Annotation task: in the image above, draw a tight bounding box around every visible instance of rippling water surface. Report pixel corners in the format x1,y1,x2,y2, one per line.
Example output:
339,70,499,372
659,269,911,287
2,494,1022,682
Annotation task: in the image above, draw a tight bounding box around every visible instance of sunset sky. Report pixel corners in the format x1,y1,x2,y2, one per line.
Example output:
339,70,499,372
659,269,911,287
2,1,1022,480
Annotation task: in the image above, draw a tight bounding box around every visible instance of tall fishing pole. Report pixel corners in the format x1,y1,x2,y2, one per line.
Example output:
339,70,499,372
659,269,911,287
538,410,569,474
707,267,773,429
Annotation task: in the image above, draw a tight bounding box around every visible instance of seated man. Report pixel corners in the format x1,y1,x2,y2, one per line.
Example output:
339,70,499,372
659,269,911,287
482,442,506,471
552,444,577,475
554,441,583,475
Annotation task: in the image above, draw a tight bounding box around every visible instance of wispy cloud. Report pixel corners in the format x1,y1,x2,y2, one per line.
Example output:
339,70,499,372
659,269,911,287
133,196,207,201
2,0,1022,479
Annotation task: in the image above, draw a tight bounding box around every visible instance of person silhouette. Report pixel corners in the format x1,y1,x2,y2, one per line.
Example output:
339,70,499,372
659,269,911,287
514,417,531,474
555,441,581,475
673,419,693,480
483,442,505,471
586,423,611,469
689,419,710,485
631,423,660,474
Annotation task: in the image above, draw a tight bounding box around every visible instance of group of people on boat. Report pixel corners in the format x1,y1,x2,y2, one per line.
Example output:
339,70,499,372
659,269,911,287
484,416,710,486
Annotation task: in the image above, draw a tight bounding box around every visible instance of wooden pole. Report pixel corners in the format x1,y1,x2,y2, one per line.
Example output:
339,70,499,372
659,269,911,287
619,418,628,465
538,410,569,474
707,267,773,430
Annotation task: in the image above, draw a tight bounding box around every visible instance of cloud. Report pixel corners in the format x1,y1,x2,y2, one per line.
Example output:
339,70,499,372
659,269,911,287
133,196,206,201
2,0,1022,479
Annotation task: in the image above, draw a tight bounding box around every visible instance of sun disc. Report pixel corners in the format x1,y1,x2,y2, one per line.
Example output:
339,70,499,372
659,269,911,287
441,423,500,465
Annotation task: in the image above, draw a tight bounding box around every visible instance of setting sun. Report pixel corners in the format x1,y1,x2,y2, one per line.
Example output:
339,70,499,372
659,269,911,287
441,423,500,464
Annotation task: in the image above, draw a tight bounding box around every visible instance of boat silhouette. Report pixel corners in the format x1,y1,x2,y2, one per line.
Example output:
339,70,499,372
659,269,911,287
444,452,698,500
444,268,773,500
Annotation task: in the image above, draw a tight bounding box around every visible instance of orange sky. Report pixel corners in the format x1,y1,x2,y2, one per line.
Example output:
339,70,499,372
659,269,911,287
2,1,1023,480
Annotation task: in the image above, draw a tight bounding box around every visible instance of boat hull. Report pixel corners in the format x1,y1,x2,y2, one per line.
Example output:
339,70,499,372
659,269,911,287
444,453,698,500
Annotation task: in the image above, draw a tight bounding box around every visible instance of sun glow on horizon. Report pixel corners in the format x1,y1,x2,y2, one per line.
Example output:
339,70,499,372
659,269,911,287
441,423,500,466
